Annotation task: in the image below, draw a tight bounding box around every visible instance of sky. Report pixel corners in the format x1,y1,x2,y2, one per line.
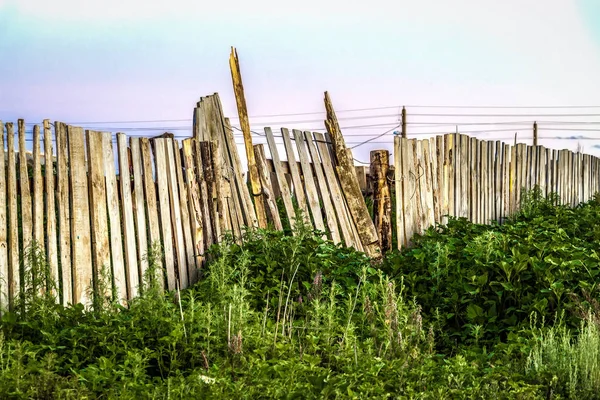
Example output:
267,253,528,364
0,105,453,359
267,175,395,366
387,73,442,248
1,0,600,162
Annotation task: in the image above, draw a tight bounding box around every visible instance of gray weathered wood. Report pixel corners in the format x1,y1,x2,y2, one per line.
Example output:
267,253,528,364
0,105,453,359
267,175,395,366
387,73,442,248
18,120,33,253
32,125,45,253
103,132,127,302
117,133,140,299
0,122,7,310
6,123,19,308
166,138,188,288
86,130,111,299
68,126,93,306
281,128,310,223
254,144,283,231
55,122,72,305
154,139,176,290
130,138,149,284
43,120,59,298
182,139,204,278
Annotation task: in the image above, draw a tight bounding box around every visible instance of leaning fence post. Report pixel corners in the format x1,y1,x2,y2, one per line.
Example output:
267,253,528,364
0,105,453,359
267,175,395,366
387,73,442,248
370,150,392,254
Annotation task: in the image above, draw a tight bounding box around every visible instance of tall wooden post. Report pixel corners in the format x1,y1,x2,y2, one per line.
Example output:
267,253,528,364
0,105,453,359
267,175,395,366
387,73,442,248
533,121,538,146
229,47,267,228
370,150,392,254
401,107,407,138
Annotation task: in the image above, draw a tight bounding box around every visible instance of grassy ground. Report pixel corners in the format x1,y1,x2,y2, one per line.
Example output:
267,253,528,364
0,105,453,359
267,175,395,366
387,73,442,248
2,190,600,398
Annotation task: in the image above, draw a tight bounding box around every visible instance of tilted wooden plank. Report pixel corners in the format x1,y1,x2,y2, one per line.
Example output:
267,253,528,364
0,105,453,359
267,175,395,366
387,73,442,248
182,139,204,279
55,122,72,305
370,149,392,253
254,144,283,231
18,120,33,252
102,132,127,302
173,140,196,287
281,128,310,223
43,120,58,298
264,128,296,230
32,125,45,253
293,129,326,233
117,133,140,299
140,138,164,289
314,132,358,249
166,138,188,288
6,123,19,308
68,126,93,306
210,140,230,237
129,138,149,284
154,139,176,290
304,131,340,243
223,117,254,230
86,130,111,298
0,122,7,310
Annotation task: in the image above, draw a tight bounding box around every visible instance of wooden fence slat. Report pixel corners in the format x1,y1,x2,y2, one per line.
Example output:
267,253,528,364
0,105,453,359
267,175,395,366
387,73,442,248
43,120,59,298
194,140,214,249
173,139,197,285
371,149,392,253
102,132,127,302
223,118,257,228
140,138,164,288
18,120,33,253
461,135,470,219
55,122,72,305
394,136,405,249
0,122,7,310
154,139,176,290
494,141,502,222
434,136,444,224
182,139,204,278
444,134,454,220
304,131,340,243
210,140,229,237
254,144,283,231
502,144,510,221
421,140,435,229
264,128,296,230
480,140,488,223
86,130,111,298
68,126,93,306
166,138,188,288
222,119,244,241
470,138,478,223
130,138,149,284
199,142,220,243
314,132,359,249
32,125,45,252
402,138,416,244
281,128,310,223
293,129,326,233
6,123,19,308
117,133,140,299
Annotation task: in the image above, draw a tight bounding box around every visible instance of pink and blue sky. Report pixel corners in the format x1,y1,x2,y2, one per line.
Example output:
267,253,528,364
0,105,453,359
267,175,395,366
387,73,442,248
1,0,600,160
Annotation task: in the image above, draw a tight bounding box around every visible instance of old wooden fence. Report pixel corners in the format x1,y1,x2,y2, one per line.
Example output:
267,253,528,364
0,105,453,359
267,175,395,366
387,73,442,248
2,94,600,310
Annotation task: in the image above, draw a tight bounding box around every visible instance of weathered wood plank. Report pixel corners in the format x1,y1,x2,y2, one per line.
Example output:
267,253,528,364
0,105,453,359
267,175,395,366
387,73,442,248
421,140,435,229
166,138,188,288
173,139,196,286
470,138,478,223
154,139,176,290
265,128,296,230
210,140,229,237
254,144,283,231
314,132,358,248
102,132,127,302
0,122,7,310
43,120,58,298
117,133,140,299
401,137,415,245
140,138,164,288
394,136,405,249
304,131,340,243
199,142,220,242
371,150,392,253
502,144,510,221
130,138,149,284
433,136,444,224
55,122,72,305
86,130,111,299
223,118,257,228
293,129,326,233
494,141,502,221
182,139,204,279
194,140,214,249
68,126,93,306
229,48,267,228
18,120,33,253
6,123,19,308
460,135,470,219
281,128,310,222
222,119,244,241
32,125,45,253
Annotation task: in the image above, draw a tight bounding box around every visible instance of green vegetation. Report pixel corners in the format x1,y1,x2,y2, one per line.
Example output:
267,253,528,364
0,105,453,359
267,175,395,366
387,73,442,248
3,189,600,398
